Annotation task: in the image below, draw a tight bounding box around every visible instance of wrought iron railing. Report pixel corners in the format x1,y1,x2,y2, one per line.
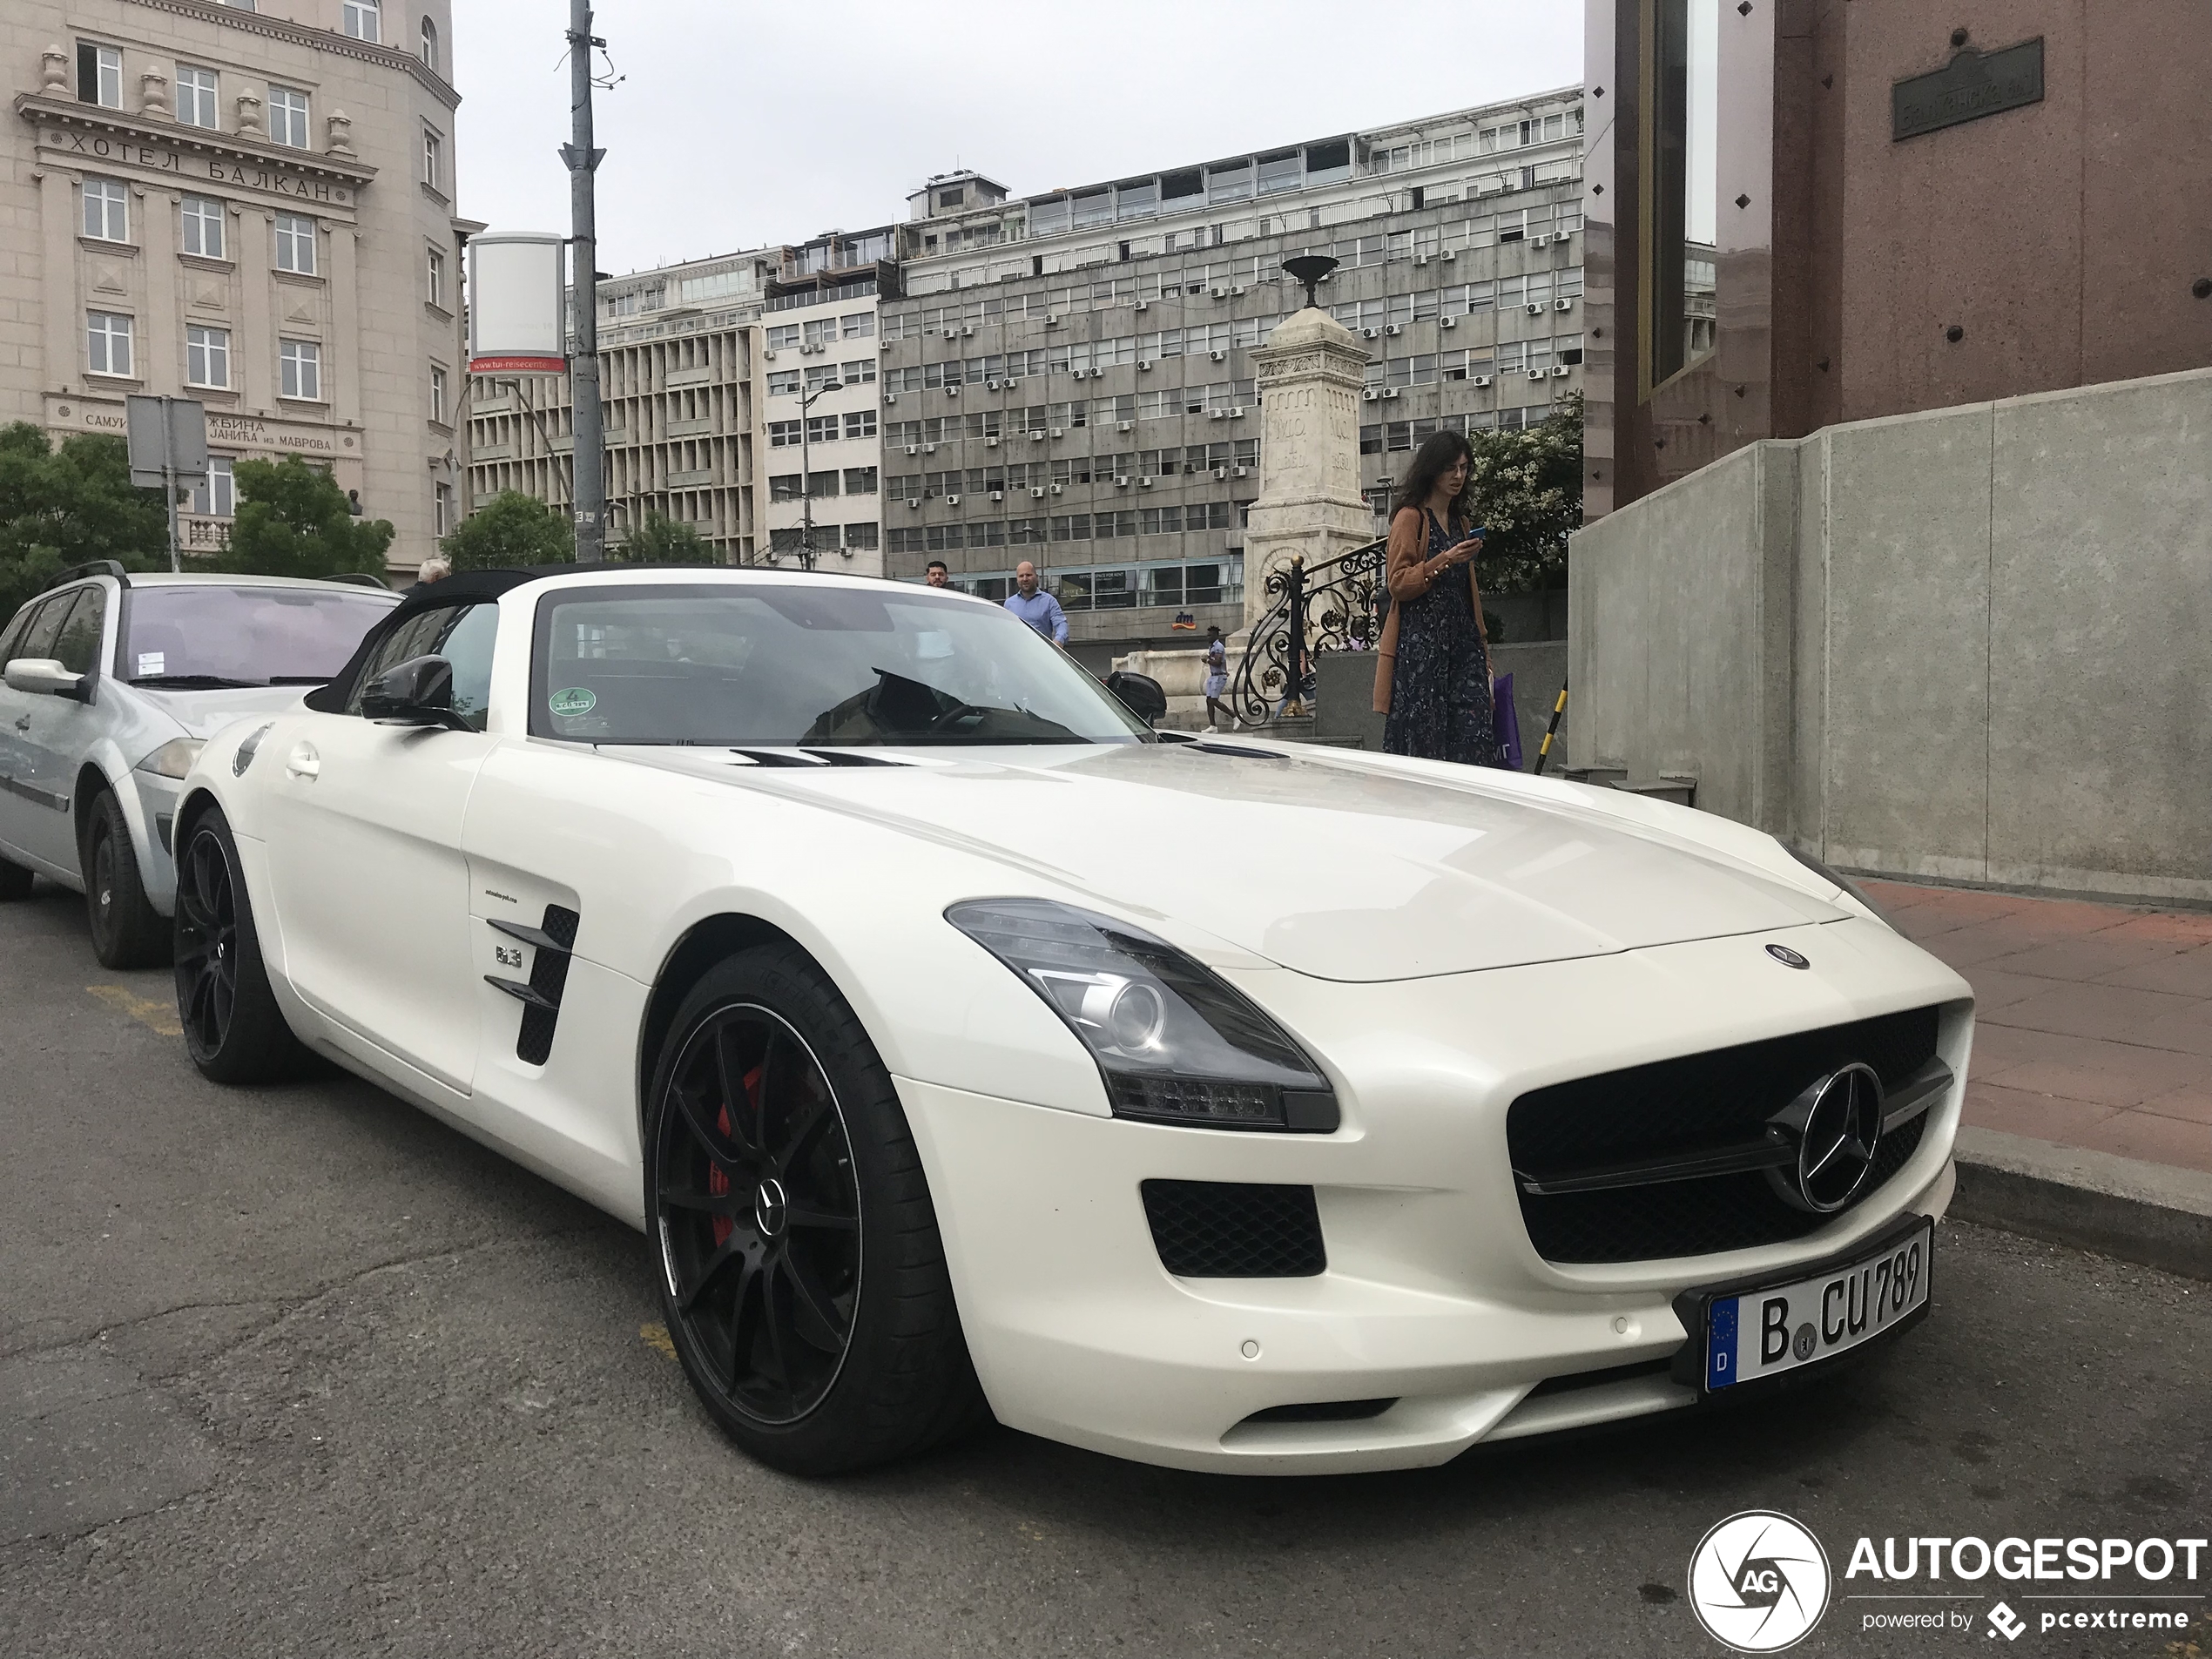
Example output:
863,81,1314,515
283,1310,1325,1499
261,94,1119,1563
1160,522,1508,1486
1227,535,1387,725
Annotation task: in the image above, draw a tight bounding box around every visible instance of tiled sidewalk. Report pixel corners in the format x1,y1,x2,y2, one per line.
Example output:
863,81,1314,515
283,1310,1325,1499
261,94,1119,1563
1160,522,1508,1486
1864,880,2212,1176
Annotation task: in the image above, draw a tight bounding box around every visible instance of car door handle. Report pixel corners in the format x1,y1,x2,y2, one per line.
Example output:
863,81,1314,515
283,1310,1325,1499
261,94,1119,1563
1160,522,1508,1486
285,742,321,780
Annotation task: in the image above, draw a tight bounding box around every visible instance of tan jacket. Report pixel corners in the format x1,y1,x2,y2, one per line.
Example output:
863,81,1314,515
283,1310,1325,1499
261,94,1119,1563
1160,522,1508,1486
1372,507,1485,714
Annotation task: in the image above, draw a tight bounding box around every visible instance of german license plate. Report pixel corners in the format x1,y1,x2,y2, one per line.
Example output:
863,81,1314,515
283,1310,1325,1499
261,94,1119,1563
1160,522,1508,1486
1699,1217,1933,1393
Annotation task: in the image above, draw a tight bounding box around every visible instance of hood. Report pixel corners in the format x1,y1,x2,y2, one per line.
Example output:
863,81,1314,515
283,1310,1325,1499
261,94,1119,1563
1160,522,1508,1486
617,743,1845,982
132,684,313,740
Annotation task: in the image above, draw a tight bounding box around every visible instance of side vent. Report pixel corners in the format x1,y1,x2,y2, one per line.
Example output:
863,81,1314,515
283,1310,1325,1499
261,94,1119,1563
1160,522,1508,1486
486,903,580,1065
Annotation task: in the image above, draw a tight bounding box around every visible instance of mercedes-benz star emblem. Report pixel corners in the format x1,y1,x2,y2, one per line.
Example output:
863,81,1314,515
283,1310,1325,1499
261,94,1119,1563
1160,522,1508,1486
1765,943,1811,968
1768,1062,1885,1214
752,1177,790,1239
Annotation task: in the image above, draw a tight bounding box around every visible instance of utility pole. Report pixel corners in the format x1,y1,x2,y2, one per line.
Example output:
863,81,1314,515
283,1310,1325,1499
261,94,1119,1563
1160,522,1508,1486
562,0,607,563
795,377,838,571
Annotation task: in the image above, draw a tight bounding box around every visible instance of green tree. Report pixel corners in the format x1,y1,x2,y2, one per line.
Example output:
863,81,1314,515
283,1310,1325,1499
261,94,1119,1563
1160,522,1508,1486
0,422,165,624
223,455,394,581
1467,391,1584,595
438,489,574,571
617,510,715,564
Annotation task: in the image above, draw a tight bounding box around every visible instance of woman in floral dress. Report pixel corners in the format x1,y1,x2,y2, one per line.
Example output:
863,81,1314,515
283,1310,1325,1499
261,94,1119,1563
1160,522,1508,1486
1374,430,1499,765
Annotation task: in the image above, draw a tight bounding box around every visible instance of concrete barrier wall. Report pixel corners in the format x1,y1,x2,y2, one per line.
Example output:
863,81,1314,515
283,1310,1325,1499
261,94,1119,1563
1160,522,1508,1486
1568,366,2212,903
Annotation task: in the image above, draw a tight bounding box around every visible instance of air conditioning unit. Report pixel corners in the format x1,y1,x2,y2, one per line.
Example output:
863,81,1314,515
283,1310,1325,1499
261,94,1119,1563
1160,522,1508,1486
923,442,937,453
1030,486,1046,498
961,325,974,336
905,444,920,455
986,378,1000,389
1049,482,1062,494
1138,360,1153,371
1211,466,1228,480
1045,314,1061,327
1555,298,1575,312
1049,427,1063,437
947,494,961,505
1415,254,1429,266
986,435,1001,447
1116,420,1132,432
1526,302,1544,315
1473,374,1493,387
989,489,1004,501
1362,388,1379,401
1138,476,1153,488
1029,430,1046,442
1231,285,1246,296
1382,387,1399,400
1440,316,1458,329
941,328,957,341
1384,323,1403,336
1551,364,1572,377
1441,247,1458,261
1134,300,1149,312
1211,286,1226,298
905,496,921,507
761,348,777,361
1231,465,1248,477
1230,406,1245,417
1527,368,1547,381
1361,327,1380,340
1114,475,1130,486
1533,234,1551,248
946,384,960,397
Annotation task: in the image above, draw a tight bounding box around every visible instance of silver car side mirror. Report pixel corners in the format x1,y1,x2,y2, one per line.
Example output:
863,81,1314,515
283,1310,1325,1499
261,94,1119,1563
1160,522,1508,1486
3,658,88,701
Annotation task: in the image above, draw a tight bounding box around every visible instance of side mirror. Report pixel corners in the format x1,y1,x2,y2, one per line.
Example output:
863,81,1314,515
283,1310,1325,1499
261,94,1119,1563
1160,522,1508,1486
1104,670,1168,725
359,654,463,728
3,658,88,701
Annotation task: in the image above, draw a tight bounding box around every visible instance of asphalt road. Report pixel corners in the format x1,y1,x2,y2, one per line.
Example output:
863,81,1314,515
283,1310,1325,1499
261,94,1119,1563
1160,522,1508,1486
2,881,2206,1659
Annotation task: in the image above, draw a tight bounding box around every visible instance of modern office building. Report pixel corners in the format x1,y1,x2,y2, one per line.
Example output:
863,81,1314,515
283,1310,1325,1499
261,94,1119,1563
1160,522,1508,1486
878,89,1587,658
3,0,470,578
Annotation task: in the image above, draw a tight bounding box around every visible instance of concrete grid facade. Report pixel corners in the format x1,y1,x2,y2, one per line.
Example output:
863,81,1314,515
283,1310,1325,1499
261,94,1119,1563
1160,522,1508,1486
880,89,1587,658
3,0,469,577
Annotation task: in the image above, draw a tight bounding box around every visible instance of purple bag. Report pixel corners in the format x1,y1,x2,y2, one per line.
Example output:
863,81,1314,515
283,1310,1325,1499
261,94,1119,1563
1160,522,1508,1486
1492,671,1523,770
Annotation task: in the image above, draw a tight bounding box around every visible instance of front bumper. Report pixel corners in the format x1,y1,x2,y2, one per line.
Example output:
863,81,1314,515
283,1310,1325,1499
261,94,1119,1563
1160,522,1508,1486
899,918,1972,1474
128,769,183,913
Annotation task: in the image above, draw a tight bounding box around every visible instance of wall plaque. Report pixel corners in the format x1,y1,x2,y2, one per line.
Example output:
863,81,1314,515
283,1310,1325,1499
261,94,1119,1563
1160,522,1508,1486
1892,39,2044,141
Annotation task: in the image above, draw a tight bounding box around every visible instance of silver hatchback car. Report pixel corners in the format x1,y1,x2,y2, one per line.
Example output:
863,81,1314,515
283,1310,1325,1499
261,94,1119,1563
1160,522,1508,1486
0,563,399,966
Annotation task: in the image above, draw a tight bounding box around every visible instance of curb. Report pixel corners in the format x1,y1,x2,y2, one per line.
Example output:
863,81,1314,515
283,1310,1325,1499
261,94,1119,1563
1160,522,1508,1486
1948,1127,2212,1282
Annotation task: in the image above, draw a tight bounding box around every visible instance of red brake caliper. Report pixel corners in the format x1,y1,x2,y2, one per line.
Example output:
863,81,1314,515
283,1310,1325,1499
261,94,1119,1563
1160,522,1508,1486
706,1062,767,1249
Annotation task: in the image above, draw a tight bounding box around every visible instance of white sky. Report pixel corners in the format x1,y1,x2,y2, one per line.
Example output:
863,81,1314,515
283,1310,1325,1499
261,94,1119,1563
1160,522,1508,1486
453,1,1582,277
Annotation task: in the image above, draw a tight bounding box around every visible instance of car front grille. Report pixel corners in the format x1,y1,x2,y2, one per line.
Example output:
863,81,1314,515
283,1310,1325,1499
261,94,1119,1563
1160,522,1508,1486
1141,1179,1326,1278
1507,1007,1942,1264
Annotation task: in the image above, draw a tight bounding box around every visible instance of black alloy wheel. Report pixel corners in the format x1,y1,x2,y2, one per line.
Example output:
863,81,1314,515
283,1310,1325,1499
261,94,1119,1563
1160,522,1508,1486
645,945,987,1474
656,1003,861,1425
172,808,307,1082
83,791,167,968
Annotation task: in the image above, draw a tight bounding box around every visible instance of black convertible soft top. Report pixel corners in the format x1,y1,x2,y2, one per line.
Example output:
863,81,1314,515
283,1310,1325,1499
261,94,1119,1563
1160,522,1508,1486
303,563,604,712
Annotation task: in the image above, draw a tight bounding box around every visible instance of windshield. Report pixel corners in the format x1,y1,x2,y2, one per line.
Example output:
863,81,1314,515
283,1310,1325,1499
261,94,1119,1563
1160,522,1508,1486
123,585,398,687
531,583,1153,747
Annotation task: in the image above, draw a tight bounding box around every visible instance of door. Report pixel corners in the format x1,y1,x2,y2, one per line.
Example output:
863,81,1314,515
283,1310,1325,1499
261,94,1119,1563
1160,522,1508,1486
0,592,89,872
258,600,502,1094
0,595,57,860
17,586,110,871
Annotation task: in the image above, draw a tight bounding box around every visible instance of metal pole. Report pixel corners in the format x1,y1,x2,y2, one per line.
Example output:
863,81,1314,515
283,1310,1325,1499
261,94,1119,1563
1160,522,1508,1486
1533,675,1568,775
161,395,180,572
563,0,606,563
799,390,813,570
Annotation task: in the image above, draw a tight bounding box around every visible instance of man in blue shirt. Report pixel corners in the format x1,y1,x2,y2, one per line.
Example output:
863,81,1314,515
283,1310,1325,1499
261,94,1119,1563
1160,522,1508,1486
1003,560,1069,646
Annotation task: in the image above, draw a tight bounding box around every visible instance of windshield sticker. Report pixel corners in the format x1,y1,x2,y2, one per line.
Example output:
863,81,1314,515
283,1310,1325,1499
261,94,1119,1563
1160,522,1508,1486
137,652,165,676
549,686,597,717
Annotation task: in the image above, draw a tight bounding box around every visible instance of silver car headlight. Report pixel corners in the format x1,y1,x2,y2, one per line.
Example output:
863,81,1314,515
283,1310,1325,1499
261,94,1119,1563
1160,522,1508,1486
948,899,1339,1132
1784,843,1891,927
135,738,205,780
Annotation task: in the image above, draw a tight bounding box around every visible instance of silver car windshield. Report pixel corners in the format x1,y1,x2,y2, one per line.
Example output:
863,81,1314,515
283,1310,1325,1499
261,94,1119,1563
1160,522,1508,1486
531,584,1153,746
125,585,396,688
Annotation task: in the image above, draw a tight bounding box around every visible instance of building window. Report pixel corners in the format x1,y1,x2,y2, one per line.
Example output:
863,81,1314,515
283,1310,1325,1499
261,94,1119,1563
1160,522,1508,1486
429,365,448,424
86,312,133,377
766,368,800,396
267,84,309,148
419,17,438,71
426,246,445,307
767,420,801,448
78,43,123,108
176,65,219,128
190,456,235,516
769,473,802,502
1647,0,1719,389
179,195,225,260
840,312,874,339
81,178,128,243
842,466,878,496
274,213,317,274
186,325,231,388
806,470,839,498
842,410,876,441
806,415,840,444
280,338,321,401
764,323,800,351
434,482,454,537
342,0,381,43
422,128,443,190
844,523,879,551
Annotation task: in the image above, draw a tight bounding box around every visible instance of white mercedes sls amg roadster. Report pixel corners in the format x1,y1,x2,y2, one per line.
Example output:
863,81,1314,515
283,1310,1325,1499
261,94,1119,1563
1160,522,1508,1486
174,565,1973,1475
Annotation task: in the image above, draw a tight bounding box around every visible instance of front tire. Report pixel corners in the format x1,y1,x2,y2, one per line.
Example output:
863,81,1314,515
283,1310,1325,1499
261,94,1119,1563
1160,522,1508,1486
83,790,168,968
645,945,986,1474
174,806,310,1083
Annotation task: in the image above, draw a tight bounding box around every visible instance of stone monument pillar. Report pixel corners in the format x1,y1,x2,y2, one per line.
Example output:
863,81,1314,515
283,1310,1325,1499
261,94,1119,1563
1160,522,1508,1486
1242,306,1372,637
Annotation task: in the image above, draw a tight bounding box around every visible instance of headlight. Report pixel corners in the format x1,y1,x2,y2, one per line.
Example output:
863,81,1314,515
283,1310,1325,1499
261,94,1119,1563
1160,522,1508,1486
1783,843,1890,927
948,898,1339,1132
135,738,204,780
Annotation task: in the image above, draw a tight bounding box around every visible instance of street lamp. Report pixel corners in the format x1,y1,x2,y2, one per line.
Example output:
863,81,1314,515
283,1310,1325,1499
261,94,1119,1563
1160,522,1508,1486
793,374,842,571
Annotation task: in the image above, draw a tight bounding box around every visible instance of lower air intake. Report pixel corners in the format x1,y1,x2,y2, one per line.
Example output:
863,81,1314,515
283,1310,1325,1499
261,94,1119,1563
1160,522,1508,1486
1141,1179,1325,1278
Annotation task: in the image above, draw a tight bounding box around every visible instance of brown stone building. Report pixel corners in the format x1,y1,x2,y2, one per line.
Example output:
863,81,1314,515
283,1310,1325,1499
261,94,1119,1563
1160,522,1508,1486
1583,0,2212,516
